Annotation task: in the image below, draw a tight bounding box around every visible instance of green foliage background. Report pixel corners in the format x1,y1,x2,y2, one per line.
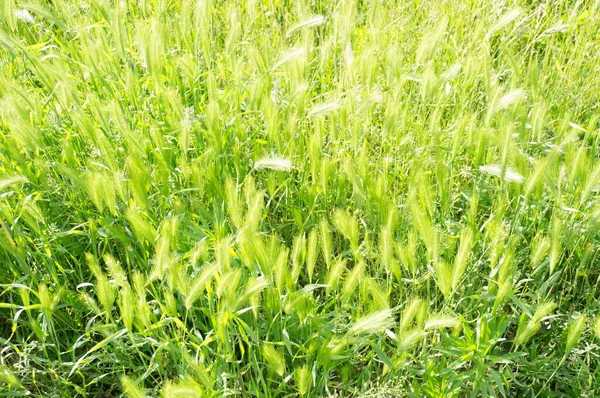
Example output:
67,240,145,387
1,0,600,396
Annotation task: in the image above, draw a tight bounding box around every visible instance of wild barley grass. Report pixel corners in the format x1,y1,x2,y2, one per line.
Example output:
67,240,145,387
0,0,600,396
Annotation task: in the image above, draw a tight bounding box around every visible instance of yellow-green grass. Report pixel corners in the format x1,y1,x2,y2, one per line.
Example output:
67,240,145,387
1,0,600,396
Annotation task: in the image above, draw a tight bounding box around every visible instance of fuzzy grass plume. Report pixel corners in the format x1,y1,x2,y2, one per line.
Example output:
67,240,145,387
0,0,599,396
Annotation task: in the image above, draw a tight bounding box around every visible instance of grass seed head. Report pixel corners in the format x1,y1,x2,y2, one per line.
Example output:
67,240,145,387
480,164,525,183
287,15,326,36
253,156,293,172
294,365,312,396
350,309,395,335
307,101,342,118
424,315,460,330
121,376,145,398
262,344,286,377
566,315,587,352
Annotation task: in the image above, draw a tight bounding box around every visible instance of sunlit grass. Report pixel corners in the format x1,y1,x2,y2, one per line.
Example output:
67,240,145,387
1,0,600,396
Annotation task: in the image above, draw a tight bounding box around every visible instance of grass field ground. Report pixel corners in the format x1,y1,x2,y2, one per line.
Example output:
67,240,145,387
1,0,600,396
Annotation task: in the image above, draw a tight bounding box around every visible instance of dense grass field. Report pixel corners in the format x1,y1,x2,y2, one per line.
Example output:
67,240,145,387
1,0,600,396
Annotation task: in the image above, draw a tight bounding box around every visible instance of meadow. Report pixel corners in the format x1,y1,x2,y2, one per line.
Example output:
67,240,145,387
1,0,600,396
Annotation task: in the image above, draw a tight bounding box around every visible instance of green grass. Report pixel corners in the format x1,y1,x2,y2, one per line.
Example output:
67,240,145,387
1,0,600,396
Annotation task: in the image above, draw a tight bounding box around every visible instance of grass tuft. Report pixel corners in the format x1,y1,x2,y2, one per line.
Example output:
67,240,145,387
0,0,599,395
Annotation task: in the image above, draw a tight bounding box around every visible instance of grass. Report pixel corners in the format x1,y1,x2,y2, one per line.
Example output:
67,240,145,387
1,0,600,396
